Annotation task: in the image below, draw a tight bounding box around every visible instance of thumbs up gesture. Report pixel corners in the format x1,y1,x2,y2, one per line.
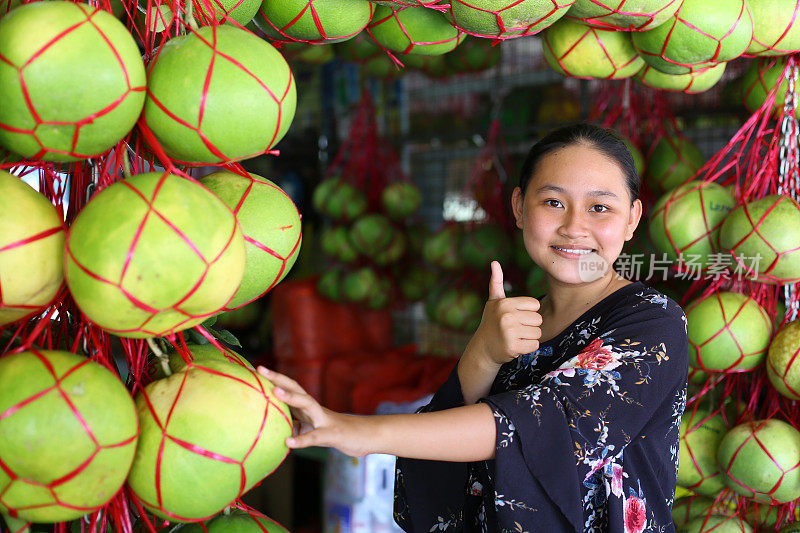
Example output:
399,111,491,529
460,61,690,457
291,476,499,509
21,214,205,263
475,261,543,366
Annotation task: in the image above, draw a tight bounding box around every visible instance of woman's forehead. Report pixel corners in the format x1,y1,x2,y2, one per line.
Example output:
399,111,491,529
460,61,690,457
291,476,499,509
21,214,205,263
529,144,628,194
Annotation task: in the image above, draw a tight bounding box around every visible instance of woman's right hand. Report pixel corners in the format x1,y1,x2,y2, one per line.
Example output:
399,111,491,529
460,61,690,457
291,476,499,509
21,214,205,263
471,261,543,366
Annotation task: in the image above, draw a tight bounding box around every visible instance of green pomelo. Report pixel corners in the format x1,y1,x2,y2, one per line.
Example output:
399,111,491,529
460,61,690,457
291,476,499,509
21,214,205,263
200,170,302,309
648,181,735,267
144,25,296,165
621,137,645,176
678,408,727,496
372,0,446,5
439,288,482,331
671,496,731,527
149,343,254,380
350,214,395,256
423,225,463,270
719,194,800,285
717,419,800,504
645,135,705,193
0,170,65,326
382,181,422,220
65,171,246,338
448,0,573,39
321,225,359,263
317,268,344,301
747,0,800,56
425,284,451,322
631,0,752,75
364,52,404,80
369,5,465,56
542,18,644,79
399,264,436,302
0,0,21,16
319,180,368,221
767,320,800,401
780,523,800,532
565,0,681,31
680,515,753,533
742,56,800,119
403,53,450,77
444,36,501,72
342,266,380,302
366,275,392,310
0,350,138,522
0,2,145,161
686,291,772,372
374,231,407,266
254,0,373,43
312,176,341,213
183,508,289,532
192,0,260,26
742,502,782,531
460,224,512,270
636,62,726,94
128,359,292,522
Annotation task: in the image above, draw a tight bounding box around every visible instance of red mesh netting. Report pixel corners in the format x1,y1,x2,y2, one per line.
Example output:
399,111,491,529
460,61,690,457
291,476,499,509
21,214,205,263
563,0,681,32
0,4,146,161
253,0,375,44
365,5,465,68
676,54,800,522
0,0,297,529
446,0,573,41
543,24,643,80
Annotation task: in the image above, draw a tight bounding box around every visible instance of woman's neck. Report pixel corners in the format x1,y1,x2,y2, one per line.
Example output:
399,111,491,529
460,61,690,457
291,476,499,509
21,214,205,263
540,272,632,320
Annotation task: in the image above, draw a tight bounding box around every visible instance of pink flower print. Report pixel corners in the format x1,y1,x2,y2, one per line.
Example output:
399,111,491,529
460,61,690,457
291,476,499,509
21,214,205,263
575,338,618,370
611,464,624,498
624,496,646,533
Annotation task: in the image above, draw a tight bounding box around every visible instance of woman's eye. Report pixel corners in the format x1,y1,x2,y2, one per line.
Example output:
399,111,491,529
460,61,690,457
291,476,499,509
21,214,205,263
545,199,562,208
590,204,609,213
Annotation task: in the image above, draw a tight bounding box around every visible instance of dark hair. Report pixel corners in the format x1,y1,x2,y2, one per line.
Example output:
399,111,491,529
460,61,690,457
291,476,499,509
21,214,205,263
518,123,640,201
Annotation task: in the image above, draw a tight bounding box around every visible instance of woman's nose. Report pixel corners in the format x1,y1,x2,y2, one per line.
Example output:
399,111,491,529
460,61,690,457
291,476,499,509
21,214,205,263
558,208,590,238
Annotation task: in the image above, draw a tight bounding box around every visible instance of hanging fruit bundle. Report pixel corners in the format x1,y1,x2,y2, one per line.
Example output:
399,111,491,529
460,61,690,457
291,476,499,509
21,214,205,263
0,0,304,529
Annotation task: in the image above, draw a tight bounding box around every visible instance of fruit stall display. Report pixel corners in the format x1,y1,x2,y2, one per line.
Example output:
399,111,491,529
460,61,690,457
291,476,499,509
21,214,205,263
3,0,800,531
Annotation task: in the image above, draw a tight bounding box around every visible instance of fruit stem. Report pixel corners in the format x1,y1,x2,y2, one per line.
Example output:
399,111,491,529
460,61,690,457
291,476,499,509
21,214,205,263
184,0,199,31
146,337,172,377
122,146,132,181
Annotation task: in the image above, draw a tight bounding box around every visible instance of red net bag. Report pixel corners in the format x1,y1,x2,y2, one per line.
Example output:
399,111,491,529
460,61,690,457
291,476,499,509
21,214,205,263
0,0,302,529
446,0,574,40
252,0,374,44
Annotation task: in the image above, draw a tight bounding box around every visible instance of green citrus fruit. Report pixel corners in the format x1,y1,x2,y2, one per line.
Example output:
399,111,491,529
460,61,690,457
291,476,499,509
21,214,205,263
448,0,573,39
182,508,289,532
200,170,302,309
0,349,138,522
719,194,800,285
0,170,65,327
65,171,246,338
648,181,735,267
254,0,373,43
717,419,800,504
686,291,772,372
565,0,681,30
645,135,705,193
678,408,727,496
766,320,800,401
0,2,145,161
631,0,753,74
128,359,292,521
144,25,296,164
369,5,465,56
543,18,644,79
636,62,727,94
747,0,800,56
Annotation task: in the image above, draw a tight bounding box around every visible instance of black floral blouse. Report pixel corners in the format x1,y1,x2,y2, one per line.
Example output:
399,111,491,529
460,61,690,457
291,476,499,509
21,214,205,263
394,282,688,533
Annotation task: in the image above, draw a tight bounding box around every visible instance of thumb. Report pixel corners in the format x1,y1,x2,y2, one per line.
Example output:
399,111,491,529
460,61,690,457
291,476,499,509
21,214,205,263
488,260,506,300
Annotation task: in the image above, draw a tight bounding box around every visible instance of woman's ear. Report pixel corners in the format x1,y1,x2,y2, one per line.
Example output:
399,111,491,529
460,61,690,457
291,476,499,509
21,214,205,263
512,187,524,229
625,199,643,241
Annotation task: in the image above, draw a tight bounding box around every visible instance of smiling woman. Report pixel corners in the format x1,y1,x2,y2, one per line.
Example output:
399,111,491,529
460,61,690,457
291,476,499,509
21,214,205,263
257,123,688,533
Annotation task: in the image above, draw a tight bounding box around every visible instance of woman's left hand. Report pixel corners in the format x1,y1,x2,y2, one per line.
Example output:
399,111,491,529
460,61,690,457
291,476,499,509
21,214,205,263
257,366,371,457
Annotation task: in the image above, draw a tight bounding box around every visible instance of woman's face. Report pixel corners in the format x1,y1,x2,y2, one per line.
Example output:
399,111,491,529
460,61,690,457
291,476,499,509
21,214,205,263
512,143,643,286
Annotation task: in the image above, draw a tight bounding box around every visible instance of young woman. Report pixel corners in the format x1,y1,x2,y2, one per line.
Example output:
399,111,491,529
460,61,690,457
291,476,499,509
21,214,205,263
258,123,688,533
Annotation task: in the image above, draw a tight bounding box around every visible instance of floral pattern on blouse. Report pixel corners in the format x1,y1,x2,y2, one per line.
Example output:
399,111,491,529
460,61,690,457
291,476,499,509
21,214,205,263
394,282,688,533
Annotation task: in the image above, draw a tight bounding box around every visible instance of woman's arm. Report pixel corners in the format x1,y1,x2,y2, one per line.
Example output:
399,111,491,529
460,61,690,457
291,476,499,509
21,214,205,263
458,261,542,404
259,367,497,462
